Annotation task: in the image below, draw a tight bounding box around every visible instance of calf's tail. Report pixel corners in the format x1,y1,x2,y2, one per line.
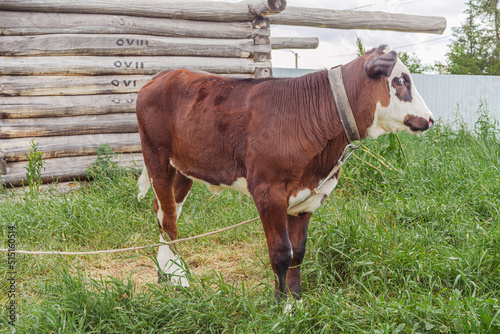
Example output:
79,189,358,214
137,166,151,201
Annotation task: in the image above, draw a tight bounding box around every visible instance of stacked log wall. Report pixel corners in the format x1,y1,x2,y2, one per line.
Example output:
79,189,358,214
0,0,282,186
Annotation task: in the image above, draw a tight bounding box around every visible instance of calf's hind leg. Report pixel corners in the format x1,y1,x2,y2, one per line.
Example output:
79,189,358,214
151,165,191,287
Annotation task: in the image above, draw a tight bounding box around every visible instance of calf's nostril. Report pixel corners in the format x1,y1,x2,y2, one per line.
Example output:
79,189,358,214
404,115,431,132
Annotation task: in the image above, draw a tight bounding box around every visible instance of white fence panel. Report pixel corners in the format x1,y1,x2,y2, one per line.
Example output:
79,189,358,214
411,74,500,127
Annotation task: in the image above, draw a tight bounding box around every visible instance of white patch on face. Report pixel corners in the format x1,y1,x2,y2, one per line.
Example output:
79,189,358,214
287,177,338,216
157,235,190,287
366,59,433,139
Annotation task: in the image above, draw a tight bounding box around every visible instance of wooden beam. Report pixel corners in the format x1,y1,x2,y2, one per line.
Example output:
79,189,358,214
0,56,269,75
269,6,447,34
0,11,269,39
270,37,319,49
0,0,287,22
0,76,151,97
1,133,141,162
2,153,144,187
0,34,270,57
0,74,253,97
0,94,138,118
0,113,138,139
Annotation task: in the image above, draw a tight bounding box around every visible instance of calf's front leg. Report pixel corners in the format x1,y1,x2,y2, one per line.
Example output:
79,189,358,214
286,212,311,300
252,184,292,303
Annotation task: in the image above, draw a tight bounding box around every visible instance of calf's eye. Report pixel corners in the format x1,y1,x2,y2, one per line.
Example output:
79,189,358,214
394,76,406,86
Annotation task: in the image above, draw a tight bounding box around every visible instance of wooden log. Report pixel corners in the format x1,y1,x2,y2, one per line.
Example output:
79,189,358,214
254,35,270,45
0,56,269,75
0,94,138,118
270,37,319,49
0,74,254,96
252,17,271,78
0,113,139,139
254,52,271,62
0,75,151,97
0,34,270,57
0,11,269,39
255,66,272,78
0,0,287,22
2,153,144,187
252,17,271,30
1,133,141,162
269,6,447,34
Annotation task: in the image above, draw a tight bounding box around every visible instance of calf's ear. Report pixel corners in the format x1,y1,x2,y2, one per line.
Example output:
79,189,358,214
365,50,397,79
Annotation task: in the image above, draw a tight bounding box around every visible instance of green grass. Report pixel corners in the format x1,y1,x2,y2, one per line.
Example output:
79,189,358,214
1,111,499,333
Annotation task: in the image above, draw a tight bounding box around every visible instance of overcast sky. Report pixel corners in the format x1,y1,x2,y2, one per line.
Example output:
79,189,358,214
271,0,468,69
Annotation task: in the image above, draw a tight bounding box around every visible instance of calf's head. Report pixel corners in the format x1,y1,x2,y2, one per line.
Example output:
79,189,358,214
351,45,434,139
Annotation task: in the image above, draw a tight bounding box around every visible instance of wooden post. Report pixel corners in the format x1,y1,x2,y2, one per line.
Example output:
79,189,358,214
0,0,287,22
269,6,447,34
252,18,272,78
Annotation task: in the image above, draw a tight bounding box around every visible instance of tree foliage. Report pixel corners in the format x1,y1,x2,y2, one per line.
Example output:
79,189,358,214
447,0,500,75
397,51,426,73
356,37,425,73
355,35,366,57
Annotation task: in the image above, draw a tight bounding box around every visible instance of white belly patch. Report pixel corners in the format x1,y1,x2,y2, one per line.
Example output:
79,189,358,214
170,161,250,196
203,177,250,196
185,174,250,196
287,178,338,216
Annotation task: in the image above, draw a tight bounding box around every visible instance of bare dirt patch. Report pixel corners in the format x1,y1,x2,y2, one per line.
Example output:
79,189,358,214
73,238,269,290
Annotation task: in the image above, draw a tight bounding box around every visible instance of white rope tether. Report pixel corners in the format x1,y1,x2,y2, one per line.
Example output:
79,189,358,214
0,217,260,256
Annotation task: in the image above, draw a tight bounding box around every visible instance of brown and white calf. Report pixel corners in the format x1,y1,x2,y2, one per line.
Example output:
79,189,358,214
135,45,434,302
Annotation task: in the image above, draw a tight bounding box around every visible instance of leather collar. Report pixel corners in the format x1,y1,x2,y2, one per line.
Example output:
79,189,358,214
327,66,361,143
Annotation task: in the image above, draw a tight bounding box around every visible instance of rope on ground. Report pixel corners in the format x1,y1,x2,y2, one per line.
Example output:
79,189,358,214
0,217,260,256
